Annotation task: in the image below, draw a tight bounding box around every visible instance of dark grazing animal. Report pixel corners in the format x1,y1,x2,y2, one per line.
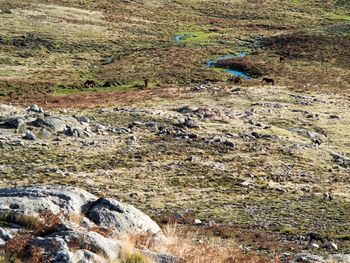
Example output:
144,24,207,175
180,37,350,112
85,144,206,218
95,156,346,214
307,232,325,243
262,78,275,85
279,56,288,63
233,76,243,85
144,79,149,89
84,80,96,88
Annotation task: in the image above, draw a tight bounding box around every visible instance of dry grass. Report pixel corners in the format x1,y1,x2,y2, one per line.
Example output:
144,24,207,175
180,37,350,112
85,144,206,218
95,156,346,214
0,86,182,109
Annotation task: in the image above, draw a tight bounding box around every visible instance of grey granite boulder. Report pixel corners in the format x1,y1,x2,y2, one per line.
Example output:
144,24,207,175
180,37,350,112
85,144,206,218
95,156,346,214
87,198,162,236
0,185,170,263
4,117,25,128
46,230,122,259
32,116,82,133
0,185,97,216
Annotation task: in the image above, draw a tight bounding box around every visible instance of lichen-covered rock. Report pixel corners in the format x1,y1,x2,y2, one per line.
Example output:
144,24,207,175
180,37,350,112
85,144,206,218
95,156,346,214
0,185,97,216
4,117,25,128
0,185,171,263
87,198,162,236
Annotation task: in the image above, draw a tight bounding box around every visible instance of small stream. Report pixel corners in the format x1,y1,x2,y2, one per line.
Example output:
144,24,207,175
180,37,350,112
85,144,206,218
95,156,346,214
206,53,251,79
174,33,260,79
205,38,262,80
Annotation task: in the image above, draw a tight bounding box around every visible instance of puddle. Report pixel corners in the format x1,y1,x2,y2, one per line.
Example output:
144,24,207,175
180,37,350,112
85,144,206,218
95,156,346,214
175,34,195,42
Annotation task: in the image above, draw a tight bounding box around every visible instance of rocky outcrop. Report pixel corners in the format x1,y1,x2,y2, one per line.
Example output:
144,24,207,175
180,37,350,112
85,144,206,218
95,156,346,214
0,185,171,263
0,104,90,140
87,197,162,235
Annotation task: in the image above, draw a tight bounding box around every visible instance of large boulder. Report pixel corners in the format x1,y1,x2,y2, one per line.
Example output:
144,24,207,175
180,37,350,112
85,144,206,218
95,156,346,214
87,198,162,235
0,185,97,216
32,116,83,133
0,185,168,263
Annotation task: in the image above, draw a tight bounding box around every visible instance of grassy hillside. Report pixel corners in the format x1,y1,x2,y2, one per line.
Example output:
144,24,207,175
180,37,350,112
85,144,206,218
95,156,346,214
0,0,350,261
0,0,349,103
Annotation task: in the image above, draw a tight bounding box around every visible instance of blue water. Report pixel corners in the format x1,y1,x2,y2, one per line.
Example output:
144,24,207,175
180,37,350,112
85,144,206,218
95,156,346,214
205,38,262,80
175,34,194,42
206,53,251,79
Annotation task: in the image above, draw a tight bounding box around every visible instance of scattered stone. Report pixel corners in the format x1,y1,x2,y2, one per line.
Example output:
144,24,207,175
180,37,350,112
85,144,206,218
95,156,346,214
4,117,25,128
23,132,36,140
310,243,319,250
324,254,350,262
27,104,42,113
186,156,198,162
194,219,202,224
177,106,199,113
282,253,325,263
80,117,90,123
145,121,157,127
223,140,235,147
173,212,184,219
180,118,200,129
323,242,338,250
0,227,12,241
4,9,14,14
141,249,186,263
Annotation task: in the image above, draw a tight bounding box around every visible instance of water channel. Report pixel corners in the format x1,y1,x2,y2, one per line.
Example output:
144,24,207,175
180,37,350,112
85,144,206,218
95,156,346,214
175,34,262,80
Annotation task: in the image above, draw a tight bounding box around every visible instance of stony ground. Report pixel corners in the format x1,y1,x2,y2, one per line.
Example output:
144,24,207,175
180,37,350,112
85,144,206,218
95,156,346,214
1,83,349,256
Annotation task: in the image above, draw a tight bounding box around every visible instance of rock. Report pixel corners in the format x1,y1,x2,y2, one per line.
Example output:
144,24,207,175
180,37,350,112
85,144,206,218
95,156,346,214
32,116,83,133
4,117,25,128
181,118,200,129
330,114,340,119
240,180,253,187
23,132,36,140
64,126,83,137
27,104,42,113
38,128,53,139
283,253,325,263
223,140,235,147
87,198,162,236
141,249,186,263
310,243,319,249
0,185,97,217
323,242,338,250
31,235,75,263
32,117,67,132
80,117,90,123
75,249,107,263
145,121,157,127
0,185,172,262
194,219,202,224
185,156,198,162
324,254,350,262
47,231,122,259
306,131,326,139
177,106,199,113
173,212,184,219
0,227,12,241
